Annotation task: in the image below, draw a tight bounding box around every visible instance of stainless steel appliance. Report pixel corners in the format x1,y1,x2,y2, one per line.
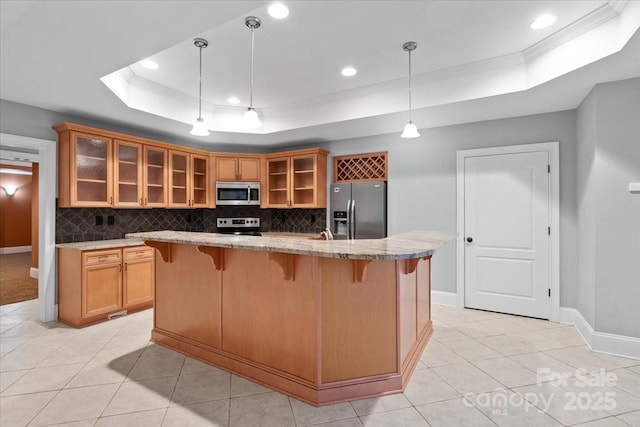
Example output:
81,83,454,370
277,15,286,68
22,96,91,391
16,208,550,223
330,181,387,240
215,182,260,206
216,217,261,236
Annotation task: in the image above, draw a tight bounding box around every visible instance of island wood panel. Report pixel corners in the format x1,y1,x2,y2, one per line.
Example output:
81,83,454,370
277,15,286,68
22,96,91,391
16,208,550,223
221,248,320,383
416,258,431,333
154,243,221,348
398,260,418,367
320,257,397,383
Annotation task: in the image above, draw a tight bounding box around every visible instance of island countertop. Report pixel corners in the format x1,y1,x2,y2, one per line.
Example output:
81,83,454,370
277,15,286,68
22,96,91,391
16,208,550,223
125,230,454,260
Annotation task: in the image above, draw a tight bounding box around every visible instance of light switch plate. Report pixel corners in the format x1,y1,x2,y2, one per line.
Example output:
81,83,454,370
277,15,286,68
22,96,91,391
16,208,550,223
629,183,640,193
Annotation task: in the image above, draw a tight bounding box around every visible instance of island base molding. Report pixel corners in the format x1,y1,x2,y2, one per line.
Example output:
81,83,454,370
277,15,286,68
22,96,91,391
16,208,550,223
149,243,433,406
151,321,432,406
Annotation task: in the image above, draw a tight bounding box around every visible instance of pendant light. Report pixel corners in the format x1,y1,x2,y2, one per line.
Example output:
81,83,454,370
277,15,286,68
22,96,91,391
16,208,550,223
190,38,210,136
244,16,261,126
401,41,420,139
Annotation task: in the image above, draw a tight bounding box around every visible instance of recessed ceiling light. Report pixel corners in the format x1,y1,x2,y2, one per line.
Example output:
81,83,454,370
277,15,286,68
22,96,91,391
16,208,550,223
530,14,556,30
268,2,289,19
341,67,357,77
227,96,240,105
140,59,159,70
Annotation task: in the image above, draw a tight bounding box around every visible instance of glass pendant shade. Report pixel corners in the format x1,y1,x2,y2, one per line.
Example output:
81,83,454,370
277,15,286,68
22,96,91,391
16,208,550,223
401,121,420,138
190,117,210,136
244,107,261,126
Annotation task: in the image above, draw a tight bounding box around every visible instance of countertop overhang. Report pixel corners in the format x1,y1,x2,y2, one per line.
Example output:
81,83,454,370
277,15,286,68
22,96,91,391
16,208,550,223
125,230,455,260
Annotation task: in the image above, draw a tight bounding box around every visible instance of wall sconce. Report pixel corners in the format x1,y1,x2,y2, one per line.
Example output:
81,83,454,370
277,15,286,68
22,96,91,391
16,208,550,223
1,185,19,196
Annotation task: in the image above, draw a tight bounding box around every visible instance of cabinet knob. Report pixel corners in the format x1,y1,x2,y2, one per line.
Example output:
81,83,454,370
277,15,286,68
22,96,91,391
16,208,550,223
466,237,473,243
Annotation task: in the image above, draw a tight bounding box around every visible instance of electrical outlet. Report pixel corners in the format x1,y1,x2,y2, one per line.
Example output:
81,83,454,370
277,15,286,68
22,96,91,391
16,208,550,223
187,214,192,223
95,215,103,226
107,215,115,225
310,214,316,223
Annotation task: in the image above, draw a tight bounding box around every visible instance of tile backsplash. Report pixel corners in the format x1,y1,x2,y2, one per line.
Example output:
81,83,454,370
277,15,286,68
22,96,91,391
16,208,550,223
56,206,327,243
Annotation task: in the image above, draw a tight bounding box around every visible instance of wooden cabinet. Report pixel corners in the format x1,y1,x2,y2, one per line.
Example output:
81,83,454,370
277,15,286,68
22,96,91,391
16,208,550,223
263,148,328,208
55,123,209,208
57,130,114,207
143,146,168,207
215,155,261,182
123,246,155,307
58,244,154,327
114,140,143,207
169,151,210,208
82,249,122,318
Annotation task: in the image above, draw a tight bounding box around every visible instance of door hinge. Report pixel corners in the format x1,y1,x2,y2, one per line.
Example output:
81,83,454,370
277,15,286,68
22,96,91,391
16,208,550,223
548,164,551,173
548,226,551,235
548,288,551,298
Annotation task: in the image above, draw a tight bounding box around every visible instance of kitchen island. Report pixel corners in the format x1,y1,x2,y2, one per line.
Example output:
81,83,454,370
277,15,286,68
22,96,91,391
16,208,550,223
125,230,453,406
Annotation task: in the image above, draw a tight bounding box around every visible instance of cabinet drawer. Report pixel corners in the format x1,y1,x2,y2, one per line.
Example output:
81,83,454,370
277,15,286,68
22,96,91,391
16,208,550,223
83,249,121,266
124,246,154,260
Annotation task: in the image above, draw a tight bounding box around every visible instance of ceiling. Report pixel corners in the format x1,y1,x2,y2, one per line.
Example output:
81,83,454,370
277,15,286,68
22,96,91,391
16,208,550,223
1,1,639,147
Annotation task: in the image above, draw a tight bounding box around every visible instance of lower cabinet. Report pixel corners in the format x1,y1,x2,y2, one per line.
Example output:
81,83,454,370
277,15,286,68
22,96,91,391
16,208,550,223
58,245,154,327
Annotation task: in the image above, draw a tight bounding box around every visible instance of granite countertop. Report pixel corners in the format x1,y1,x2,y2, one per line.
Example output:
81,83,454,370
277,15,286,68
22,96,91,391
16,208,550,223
125,230,455,260
56,239,146,251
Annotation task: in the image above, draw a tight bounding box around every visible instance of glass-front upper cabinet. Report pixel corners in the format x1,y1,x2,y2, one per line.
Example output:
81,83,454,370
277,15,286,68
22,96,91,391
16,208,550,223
264,157,290,208
143,146,167,207
169,150,189,208
191,154,209,208
71,132,114,207
114,140,143,207
168,150,209,208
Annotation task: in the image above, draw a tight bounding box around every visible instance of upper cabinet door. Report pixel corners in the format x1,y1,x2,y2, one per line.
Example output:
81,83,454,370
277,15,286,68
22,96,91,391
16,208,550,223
143,146,168,208
114,140,143,207
264,157,291,208
238,158,260,181
168,150,190,208
291,154,318,207
216,157,239,181
71,132,114,207
191,154,209,208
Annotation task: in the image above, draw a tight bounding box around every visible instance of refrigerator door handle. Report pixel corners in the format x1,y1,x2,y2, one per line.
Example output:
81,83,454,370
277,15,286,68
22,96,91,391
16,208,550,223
346,199,351,240
350,199,356,239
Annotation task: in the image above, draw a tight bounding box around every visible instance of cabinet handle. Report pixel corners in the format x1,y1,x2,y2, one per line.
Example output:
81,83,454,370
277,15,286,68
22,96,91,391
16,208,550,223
140,198,144,205
124,263,127,271
145,198,148,205
110,196,113,206
119,264,122,272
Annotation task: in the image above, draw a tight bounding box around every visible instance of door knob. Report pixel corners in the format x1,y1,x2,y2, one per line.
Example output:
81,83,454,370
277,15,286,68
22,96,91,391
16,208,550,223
466,237,473,243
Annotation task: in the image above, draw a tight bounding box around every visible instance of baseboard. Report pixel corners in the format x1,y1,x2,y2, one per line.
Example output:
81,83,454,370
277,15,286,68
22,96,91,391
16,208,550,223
431,290,458,307
559,307,640,360
30,267,38,279
0,245,32,254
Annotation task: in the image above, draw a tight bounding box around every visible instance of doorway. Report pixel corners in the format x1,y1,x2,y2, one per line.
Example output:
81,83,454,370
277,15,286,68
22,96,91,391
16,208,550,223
456,142,560,321
0,133,57,322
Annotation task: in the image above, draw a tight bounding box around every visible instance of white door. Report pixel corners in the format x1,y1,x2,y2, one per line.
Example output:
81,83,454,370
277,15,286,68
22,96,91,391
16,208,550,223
463,150,550,319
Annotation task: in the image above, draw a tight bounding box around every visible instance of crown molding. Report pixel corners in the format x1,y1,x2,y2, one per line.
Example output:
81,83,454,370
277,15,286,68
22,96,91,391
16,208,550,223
524,0,626,62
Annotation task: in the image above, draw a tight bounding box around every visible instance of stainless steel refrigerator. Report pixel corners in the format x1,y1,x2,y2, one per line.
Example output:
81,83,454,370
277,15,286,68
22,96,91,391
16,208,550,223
330,181,387,240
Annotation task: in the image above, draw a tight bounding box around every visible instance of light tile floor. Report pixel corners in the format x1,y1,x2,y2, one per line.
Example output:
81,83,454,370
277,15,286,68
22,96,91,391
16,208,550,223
1,301,638,427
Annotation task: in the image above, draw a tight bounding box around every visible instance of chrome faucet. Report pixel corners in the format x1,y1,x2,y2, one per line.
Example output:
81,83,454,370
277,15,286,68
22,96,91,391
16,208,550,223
320,228,334,240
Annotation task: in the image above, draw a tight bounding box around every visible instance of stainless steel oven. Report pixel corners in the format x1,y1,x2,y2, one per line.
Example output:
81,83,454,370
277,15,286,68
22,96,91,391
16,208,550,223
215,182,260,205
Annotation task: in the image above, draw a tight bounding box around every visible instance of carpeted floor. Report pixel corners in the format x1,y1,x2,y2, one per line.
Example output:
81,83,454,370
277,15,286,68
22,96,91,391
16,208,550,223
0,252,38,305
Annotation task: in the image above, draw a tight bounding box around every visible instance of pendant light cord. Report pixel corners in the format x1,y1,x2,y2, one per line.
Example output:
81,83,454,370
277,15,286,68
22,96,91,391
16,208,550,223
408,49,412,122
198,45,203,119
249,26,255,109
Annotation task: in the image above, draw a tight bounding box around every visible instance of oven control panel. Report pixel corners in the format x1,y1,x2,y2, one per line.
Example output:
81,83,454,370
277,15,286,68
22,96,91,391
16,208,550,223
216,217,261,228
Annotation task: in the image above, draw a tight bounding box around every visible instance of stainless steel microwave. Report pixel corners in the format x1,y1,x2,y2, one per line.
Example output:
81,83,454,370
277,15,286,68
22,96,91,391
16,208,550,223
215,182,260,205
